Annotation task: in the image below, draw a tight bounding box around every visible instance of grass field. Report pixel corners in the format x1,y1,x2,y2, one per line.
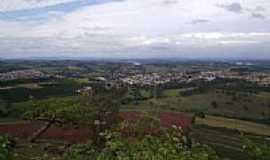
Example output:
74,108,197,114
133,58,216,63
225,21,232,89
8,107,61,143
13,140,66,160
195,115,270,136
122,89,270,121
190,124,270,160
123,88,270,160
2,87,270,123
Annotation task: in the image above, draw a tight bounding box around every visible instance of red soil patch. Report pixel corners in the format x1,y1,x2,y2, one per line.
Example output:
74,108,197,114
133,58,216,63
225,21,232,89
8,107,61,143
119,112,192,131
0,112,191,143
159,112,191,131
0,123,91,143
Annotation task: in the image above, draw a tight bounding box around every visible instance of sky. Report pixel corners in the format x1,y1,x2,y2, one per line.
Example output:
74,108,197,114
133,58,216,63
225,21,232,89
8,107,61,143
0,0,270,59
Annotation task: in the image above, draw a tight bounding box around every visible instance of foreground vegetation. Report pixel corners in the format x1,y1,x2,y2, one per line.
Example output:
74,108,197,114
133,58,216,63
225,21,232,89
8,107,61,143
65,127,219,160
1,127,270,160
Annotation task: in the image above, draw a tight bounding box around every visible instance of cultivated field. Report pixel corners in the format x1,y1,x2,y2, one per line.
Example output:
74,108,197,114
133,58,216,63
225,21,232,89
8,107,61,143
122,89,270,121
195,115,270,136
0,112,192,142
191,124,270,160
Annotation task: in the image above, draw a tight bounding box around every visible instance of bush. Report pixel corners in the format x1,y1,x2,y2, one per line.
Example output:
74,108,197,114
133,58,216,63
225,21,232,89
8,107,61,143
133,114,161,139
0,134,13,160
0,106,9,117
195,112,206,118
65,127,219,160
243,139,270,160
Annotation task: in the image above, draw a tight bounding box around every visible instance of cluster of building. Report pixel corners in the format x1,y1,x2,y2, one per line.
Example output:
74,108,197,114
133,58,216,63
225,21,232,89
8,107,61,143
2,64,269,88
236,73,270,86
119,69,270,87
254,76,270,86
120,72,214,86
0,69,48,81
207,70,270,86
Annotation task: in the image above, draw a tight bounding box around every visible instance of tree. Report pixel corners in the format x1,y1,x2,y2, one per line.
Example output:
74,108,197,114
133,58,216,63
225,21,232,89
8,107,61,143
211,101,218,109
24,87,124,143
243,105,249,111
130,87,142,106
194,112,206,118
155,85,164,98
24,98,81,142
78,93,121,146
133,113,162,139
0,98,11,118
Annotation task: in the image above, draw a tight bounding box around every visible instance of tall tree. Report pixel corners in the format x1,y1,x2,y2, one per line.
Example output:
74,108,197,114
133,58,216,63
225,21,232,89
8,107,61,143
24,87,124,143
24,98,81,142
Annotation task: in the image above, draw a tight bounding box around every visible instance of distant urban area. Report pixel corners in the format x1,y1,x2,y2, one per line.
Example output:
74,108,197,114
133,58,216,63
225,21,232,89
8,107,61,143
1,60,270,87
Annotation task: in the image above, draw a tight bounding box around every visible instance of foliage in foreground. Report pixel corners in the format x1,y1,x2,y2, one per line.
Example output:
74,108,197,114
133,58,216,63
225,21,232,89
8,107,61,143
65,126,219,160
0,134,13,160
23,89,122,143
243,138,270,160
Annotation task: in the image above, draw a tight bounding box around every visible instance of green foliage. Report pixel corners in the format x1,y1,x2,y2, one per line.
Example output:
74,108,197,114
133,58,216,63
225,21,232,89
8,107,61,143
23,98,81,124
194,112,206,118
23,89,122,143
23,97,87,142
24,92,120,126
155,85,165,98
28,90,120,149
0,79,82,104
0,99,9,118
65,127,219,160
129,88,143,105
0,106,9,117
79,93,121,146
243,138,270,160
0,134,13,160
133,113,161,139
211,101,218,109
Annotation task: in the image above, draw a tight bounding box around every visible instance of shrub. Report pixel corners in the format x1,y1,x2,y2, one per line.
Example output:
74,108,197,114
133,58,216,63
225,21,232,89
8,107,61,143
0,106,9,117
195,112,206,118
65,127,219,160
0,134,13,160
243,139,270,160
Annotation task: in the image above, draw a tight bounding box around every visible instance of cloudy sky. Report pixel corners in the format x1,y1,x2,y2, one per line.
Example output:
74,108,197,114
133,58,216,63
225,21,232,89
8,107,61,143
0,0,270,59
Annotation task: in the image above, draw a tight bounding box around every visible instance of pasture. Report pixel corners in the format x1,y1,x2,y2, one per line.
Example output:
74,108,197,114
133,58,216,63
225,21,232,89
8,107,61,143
122,88,270,123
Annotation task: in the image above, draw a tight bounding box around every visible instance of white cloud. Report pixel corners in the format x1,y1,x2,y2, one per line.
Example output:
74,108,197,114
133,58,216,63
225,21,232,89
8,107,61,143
0,0,76,12
219,40,259,45
0,0,270,58
128,32,270,47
